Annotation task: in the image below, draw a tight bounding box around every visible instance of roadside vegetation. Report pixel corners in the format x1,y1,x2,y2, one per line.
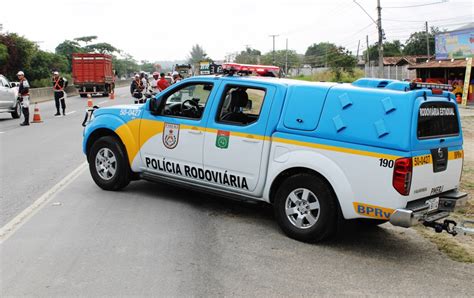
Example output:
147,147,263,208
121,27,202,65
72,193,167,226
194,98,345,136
292,68,365,83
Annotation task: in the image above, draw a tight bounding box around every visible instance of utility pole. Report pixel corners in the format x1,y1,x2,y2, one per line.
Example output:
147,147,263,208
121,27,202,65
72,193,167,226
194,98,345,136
285,38,289,75
425,21,430,60
366,35,370,77
269,34,279,64
377,0,384,78
356,40,360,60
366,35,370,64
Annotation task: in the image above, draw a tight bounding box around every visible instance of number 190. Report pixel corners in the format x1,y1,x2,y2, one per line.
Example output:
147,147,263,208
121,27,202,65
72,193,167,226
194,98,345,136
379,158,394,168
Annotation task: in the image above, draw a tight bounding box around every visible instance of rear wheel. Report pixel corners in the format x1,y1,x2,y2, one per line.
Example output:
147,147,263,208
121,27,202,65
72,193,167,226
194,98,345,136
11,101,21,118
274,173,337,242
88,136,131,190
80,93,87,98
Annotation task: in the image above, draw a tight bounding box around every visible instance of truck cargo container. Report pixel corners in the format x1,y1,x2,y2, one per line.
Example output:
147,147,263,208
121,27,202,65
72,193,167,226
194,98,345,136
72,53,114,97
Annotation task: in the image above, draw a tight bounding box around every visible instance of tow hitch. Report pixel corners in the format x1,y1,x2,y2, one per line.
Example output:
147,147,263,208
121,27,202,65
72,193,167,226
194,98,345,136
423,219,474,236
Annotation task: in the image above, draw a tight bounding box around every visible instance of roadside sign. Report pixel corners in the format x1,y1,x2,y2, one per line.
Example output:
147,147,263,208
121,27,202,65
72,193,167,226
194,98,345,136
461,58,472,107
200,61,210,75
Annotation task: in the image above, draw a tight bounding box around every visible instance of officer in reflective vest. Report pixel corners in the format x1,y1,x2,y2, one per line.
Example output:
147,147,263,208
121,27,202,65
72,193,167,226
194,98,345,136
52,71,68,116
17,71,30,126
130,74,144,104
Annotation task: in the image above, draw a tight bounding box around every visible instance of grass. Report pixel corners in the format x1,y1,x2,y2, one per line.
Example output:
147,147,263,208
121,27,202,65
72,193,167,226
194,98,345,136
415,226,474,263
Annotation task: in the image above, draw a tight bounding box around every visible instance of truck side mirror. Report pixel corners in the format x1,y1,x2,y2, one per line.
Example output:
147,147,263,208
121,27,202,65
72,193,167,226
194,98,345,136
149,96,162,115
10,82,17,88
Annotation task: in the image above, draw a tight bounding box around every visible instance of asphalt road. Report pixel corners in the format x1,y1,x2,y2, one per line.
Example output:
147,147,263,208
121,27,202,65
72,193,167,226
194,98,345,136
1,87,473,296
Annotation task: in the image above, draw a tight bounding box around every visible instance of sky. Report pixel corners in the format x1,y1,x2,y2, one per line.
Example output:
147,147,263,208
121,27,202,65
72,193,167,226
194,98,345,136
1,0,472,62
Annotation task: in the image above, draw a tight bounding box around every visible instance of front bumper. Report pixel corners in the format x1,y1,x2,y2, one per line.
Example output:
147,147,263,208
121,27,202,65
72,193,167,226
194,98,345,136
389,190,468,228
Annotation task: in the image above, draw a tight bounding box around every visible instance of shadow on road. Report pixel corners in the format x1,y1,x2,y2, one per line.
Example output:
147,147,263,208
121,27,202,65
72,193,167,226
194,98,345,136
120,179,426,261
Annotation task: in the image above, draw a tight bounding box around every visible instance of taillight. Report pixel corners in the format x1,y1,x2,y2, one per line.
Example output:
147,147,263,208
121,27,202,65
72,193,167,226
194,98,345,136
393,158,413,196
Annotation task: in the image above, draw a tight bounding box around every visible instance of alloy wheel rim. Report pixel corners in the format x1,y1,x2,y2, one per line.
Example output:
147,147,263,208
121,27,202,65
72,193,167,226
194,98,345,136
285,188,321,229
95,148,117,180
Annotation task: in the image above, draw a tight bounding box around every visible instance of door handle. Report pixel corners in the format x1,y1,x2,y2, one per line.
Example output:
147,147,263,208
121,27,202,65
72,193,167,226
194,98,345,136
187,129,202,135
242,138,260,144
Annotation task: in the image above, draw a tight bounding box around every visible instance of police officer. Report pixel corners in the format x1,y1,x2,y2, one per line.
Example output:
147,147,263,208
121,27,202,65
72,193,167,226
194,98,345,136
17,71,30,126
52,71,68,116
130,74,144,104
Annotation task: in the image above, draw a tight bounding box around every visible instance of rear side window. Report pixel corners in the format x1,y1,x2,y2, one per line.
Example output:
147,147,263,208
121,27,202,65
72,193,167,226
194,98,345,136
417,102,459,139
216,85,266,126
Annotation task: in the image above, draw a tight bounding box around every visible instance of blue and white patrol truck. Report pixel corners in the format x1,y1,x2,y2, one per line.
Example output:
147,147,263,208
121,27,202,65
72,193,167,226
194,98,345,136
82,64,470,242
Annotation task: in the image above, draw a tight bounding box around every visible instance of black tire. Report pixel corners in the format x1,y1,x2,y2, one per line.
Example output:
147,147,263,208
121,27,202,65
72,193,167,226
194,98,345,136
88,136,131,191
11,101,21,119
80,93,87,98
274,173,337,242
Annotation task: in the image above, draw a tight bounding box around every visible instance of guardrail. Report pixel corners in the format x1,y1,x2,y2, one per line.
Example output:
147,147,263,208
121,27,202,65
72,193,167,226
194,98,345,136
29,80,129,103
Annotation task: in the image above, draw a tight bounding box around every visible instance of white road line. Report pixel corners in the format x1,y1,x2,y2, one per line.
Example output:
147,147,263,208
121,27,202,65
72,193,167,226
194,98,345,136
0,132,5,134
98,100,109,105
66,110,77,115
0,161,88,243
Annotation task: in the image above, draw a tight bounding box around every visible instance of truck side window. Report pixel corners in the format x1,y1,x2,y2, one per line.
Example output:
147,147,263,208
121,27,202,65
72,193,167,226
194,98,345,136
216,85,266,125
160,83,213,120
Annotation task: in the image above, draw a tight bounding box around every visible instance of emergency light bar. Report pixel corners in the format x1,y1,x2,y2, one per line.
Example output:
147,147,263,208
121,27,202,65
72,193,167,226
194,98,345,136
222,63,280,76
410,82,453,94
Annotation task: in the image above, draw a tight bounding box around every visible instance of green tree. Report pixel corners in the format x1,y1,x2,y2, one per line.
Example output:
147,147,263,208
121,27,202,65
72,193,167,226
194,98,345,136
85,42,119,54
365,40,404,62
55,40,83,72
403,27,440,56
74,35,98,45
261,50,302,71
0,43,8,67
0,33,36,80
305,42,337,67
113,53,138,77
235,47,262,64
28,50,68,82
188,44,209,64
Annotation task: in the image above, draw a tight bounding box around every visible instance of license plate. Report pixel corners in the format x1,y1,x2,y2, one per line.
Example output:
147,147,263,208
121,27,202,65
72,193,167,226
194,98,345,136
425,197,440,212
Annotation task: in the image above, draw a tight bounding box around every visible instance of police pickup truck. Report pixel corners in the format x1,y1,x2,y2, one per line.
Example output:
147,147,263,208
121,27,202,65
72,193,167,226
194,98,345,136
82,64,470,242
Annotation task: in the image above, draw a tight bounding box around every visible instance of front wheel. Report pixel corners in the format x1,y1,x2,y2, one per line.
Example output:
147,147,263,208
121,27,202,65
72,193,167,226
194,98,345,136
88,136,131,190
274,173,337,242
11,101,21,118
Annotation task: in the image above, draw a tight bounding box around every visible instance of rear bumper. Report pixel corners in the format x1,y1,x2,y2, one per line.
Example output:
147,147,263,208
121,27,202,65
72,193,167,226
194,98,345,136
389,190,468,228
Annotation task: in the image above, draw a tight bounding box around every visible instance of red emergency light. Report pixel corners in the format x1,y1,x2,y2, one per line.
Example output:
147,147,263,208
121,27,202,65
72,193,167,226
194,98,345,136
222,63,280,76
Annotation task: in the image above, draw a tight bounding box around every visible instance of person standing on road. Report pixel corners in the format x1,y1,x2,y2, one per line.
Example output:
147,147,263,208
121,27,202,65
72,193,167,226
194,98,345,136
140,72,149,93
17,71,30,126
157,73,170,91
171,71,181,85
130,74,144,104
150,72,159,92
52,71,68,116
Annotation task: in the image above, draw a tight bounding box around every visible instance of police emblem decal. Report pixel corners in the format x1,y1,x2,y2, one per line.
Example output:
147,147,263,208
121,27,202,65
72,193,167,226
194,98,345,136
163,123,180,149
215,130,230,149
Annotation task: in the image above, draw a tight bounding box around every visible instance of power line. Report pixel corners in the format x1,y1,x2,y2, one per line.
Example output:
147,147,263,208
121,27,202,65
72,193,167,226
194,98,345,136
352,0,378,26
384,0,447,9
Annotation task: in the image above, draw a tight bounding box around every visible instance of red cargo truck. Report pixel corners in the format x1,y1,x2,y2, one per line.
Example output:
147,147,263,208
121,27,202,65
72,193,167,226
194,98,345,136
72,53,115,97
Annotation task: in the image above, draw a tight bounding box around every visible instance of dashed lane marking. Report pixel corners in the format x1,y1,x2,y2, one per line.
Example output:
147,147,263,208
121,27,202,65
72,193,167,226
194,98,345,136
98,100,109,105
66,111,77,115
0,161,88,243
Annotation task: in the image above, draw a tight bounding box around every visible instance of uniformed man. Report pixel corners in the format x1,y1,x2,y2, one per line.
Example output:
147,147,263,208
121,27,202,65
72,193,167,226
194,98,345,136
130,74,144,104
52,71,68,116
17,71,30,126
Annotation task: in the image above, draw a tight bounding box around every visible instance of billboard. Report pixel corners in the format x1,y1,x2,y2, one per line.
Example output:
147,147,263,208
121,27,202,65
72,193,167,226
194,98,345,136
435,28,474,60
